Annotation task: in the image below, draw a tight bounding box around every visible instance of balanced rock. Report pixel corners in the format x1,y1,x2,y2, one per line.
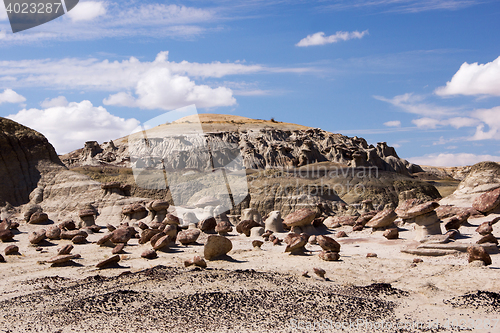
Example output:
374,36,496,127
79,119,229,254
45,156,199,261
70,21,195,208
472,187,500,213
215,221,233,235
283,208,316,228
177,229,200,245
141,249,157,259
404,201,440,219
204,235,232,260
467,245,492,266
319,251,340,261
0,229,14,242
411,211,443,242
96,255,121,268
383,228,399,240
365,209,397,228
4,245,18,255
316,235,340,252
264,211,284,233
29,230,46,244
476,222,493,236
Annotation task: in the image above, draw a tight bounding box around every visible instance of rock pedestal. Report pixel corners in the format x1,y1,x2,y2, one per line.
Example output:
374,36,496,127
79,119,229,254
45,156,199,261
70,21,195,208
413,211,442,242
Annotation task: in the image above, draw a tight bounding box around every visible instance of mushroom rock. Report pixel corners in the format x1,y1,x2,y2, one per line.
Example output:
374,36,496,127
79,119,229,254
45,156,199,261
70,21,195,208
78,206,96,229
146,200,169,224
121,203,148,222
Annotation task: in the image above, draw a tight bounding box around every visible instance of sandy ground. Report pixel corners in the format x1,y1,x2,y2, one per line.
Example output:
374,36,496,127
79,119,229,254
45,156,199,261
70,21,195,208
0,214,499,332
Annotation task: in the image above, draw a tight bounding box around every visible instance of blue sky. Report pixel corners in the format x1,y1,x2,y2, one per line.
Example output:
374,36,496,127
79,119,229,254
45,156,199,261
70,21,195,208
0,0,499,166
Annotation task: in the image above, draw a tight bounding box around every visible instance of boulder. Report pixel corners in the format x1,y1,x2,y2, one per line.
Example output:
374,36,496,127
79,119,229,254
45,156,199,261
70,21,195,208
184,255,207,268
59,220,76,230
308,235,317,244
106,224,116,232
4,245,18,255
323,217,341,229
0,219,11,231
472,187,500,213
141,249,157,259
57,244,73,255
204,235,232,260
163,214,180,225
411,211,442,242
112,243,125,254
475,222,493,236
72,235,87,244
241,208,262,224
383,228,399,240
177,229,201,245
236,220,261,237
477,233,498,245
149,232,166,248
96,255,121,268
284,234,308,254
250,227,265,238
252,240,264,248
29,230,46,244
467,245,492,266
48,254,79,265
316,235,340,252
139,229,162,244
96,233,113,246
402,201,439,219
0,229,14,242
138,222,149,230
46,226,61,240
110,227,132,244
264,211,284,233
198,217,217,232
283,208,316,228
318,251,340,261
153,235,174,250
444,211,470,231
365,209,397,228
28,212,49,224
215,221,233,235
23,204,43,222
60,230,87,240
163,224,177,239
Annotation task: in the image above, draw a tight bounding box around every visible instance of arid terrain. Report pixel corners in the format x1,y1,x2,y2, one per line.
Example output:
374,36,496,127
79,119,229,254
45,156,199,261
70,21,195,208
1,115,499,332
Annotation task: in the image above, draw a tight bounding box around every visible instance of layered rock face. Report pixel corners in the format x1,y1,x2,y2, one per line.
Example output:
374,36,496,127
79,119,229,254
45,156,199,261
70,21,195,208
0,118,65,206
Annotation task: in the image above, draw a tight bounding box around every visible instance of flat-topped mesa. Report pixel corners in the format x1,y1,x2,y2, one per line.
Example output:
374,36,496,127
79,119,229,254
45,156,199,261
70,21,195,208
60,114,420,176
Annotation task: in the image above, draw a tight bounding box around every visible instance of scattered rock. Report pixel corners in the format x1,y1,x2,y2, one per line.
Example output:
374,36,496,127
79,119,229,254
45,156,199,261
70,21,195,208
198,217,217,232
413,258,423,263
472,187,500,213
383,228,399,240
112,243,125,254
236,220,261,237
0,229,14,242
150,232,166,248
138,222,149,230
48,254,79,265
57,244,73,255
313,267,326,279
96,233,113,246
264,211,284,232
283,208,316,227
96,255,121,268
215,221,233,235
252,240,264,248
184,255,207,268
301,271,309,277
204,235,232,260
163,213,180,225
139,229,162,244
475,222,493,236
250,227,265,238
336,231,348,238
467,245,492,266
365,209,397,228
477,233,498,245
177,229,201,245
60,230,87,240
318,251,340,261
308,235,317,245
72,235,87,244
4,245,18,255
29,230,46,244
46,226,61,240
59,220,76,230
106,224,116,232
366,253,378,258
141,249,157,259
110,227,132,244
316,235,340,252
153,235,174,250
28,212,49,224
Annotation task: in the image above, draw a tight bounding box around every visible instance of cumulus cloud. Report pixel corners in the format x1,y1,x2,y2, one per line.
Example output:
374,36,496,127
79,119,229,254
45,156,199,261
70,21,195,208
374,93,460,117
103,68,236,110
435,56,500,96
296,30,368,47
7,100,140,154
67,1,107,22
469,106,500,141
383,120,401,127
408,153,500,167
0,89,26,104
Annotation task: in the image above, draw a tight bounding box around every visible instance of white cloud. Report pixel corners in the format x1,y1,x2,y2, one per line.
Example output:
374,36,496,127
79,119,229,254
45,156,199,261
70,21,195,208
0,3,7,21
469,106,500,140
7,100,140,154
0,89,26,104
40,96,69,108
435,56,500,96
411,116,480,129
67,1,107,22
296,30,368,47
408,153,500,167
103,68,236,110
322,0,483,13
374,93,460,117
383,120,401,127
412,117,440,129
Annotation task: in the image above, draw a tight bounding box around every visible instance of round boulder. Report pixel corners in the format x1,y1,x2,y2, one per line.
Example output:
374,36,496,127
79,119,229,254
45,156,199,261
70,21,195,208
204,235,232,260
283,208,316,228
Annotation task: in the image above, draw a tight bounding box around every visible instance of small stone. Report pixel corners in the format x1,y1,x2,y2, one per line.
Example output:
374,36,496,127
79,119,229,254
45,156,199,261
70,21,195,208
316,235,340,252
72,235,87,244
48,254,79,265
96,255,121,268
236,220,261,237
29,212,49,224
352,225,364,232
29,230,46,244
60,230,87,240
0,230,14,242
106,224,116,232
272,238,282,246
336,231,348,238
139,229,161,244
365,209,397,228
467,245,492,266
319,251,340,261
313,267,326,279
283,208,316,227
141,249,157,259
57,244,73,255
198,217,217,232
215,221,233,235
301,271,309,277
46,226,61,240
153,235,174,250
163,214,180,225
0,254,4,262
35,247,43,252
308,235,317,245
59,220,76,230
204,235,232,260
250,227,265,238
96,233,113,246
110,227,132,244
413,258,423,263
383,228,399,240
252,240,264,248
477,233,498,245
475,222,493,236
366,253,378,258
184,255,207,268
112,243,125,254
138,222,149,230
4,245,19,255
150,232,166,248
177,229,201,245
